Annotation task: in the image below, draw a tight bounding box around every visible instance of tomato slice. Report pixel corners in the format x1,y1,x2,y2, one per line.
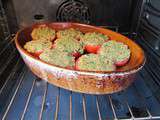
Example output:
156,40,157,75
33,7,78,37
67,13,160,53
65,66,75,70
85,45,101,54
51,36,56,41
32,50,43,58
52,44,55,49
115,58,129,66
71,52,81,58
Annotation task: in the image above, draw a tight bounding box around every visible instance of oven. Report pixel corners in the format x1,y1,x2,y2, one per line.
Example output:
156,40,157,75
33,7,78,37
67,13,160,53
0,0,160,119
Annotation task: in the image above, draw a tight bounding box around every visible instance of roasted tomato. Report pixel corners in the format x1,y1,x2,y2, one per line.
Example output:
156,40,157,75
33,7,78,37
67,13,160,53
80,32,109,54
54,37,84,57
56,28,83,40
98,40,131,67
75,54,116,71
24,40,52,58
31,25,56,41
115,57,129,66
84,45,101,54
39,49,75,69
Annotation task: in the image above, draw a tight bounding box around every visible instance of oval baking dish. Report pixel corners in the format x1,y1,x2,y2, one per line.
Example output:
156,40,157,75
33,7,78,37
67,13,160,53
15,22,145,94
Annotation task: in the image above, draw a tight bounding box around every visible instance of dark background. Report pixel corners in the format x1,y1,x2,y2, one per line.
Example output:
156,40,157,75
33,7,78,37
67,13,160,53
2,0,139,33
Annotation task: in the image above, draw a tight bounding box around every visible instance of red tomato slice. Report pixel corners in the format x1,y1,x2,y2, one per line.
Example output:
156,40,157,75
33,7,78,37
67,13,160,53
66,63,76,69
71,52,81,58
115,58,129,66
65,66,74,69
52,44,55,49
85,45,101,54
51,36,56,41
32,50,43,58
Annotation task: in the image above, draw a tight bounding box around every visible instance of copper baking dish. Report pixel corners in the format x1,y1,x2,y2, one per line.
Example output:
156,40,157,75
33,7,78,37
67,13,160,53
15,22,145,94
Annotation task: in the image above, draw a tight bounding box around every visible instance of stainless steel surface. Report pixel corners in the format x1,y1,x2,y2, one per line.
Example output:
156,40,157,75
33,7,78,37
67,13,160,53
0,0,10,38
2,0,134,32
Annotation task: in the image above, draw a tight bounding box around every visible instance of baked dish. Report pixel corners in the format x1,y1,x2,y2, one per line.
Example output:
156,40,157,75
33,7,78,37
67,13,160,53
24,25,131,71
16,22,145,94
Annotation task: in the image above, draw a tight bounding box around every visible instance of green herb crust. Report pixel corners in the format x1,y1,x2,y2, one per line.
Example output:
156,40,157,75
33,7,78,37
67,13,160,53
99,40,131,62
39,49,75,68
54,37,84,54
81,32,109,46
57,28,83,39
24,40,52,53
31,26,56,41
77,54,115,71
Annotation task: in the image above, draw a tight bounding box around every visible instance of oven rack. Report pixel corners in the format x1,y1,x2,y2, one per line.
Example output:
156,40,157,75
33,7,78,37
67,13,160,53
0,37,160,120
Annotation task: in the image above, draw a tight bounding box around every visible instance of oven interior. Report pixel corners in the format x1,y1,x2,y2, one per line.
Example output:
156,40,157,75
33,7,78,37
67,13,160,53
0,0,160,119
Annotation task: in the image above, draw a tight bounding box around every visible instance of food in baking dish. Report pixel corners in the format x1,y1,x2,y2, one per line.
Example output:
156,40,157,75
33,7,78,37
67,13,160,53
17,23,145,94
54,37,84,58
98,40,131,66
80,32,109,53
24,27,131,71
31,25,56,41
56,28,83,39
39,49,75,68
76,54,116,71
24,40,52,57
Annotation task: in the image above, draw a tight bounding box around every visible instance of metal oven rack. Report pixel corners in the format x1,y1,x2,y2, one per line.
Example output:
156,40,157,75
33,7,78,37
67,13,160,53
0,35,160,120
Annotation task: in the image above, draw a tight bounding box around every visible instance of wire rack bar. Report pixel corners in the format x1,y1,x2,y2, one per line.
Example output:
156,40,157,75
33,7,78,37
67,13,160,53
108,95,118,120
96,96,102,120
69,91,72,120
20,78,36,120
125,100,135,119
2,68,26,120
82,94,87,120
39,82,48,120
54,88,60,120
